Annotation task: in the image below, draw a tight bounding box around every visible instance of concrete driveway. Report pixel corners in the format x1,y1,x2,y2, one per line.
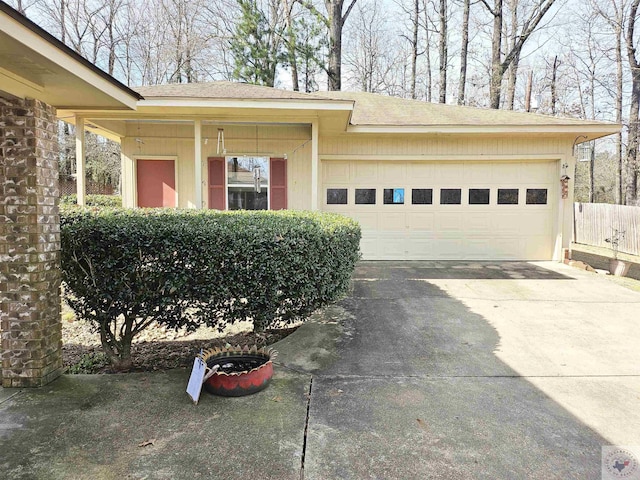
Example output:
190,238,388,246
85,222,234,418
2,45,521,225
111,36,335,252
1,261,640,479
277,261,640,479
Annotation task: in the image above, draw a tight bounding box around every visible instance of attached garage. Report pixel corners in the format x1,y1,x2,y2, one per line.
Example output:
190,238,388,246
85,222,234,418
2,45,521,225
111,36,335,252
323,159,558,260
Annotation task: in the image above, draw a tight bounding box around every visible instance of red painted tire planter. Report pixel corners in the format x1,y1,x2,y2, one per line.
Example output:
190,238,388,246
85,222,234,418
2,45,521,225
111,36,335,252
201,346,277,397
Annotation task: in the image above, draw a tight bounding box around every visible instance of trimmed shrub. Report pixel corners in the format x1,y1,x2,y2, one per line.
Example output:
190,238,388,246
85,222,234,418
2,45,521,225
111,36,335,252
60,207,361,370
61,194,122,207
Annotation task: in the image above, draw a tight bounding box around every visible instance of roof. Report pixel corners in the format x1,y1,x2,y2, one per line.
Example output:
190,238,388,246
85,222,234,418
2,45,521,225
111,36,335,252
135,81,314,101
0,2,141,106
311,90,612,128
133,82,617,134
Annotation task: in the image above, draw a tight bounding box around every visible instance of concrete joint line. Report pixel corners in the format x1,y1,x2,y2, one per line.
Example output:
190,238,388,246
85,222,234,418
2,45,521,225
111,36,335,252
300,376,313,480
0,390,23,405
312,374,640,380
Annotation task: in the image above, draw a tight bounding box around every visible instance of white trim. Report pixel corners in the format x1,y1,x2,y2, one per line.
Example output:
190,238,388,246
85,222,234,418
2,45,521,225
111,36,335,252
75,116,85,206
194,120,203,209
320,154,561,162
346,124,621,139
0,66,44,92
137,99,353,111
311,120,319,211
133,155,179,208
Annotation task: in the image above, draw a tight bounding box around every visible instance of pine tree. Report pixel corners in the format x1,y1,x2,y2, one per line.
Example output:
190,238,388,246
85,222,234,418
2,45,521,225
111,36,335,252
230,0,284,86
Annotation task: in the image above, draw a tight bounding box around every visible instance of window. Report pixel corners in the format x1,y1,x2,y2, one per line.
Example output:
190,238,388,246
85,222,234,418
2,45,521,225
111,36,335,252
355,188,376,204
440,188,461,205
526,188,547,205
498,189,519,205
327,188,348,205
383,188,405,204
469,189,490,205
412,189,433,205
227,156,268,210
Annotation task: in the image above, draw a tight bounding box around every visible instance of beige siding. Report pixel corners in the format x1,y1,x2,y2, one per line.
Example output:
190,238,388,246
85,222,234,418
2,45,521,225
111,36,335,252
121,123,312,210
319,134,569,157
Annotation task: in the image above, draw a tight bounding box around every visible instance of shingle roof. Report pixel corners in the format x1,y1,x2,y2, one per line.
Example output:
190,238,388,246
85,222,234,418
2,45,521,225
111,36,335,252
135,81,313,101
134,81,616,129
310,90,610,127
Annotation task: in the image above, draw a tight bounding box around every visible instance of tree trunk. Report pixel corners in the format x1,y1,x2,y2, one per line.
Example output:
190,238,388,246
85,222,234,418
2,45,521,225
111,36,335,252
438,0,447,103
551,55,559,115
423,1,432,102
458,0,470,105
616,18,624,204
411,0,419,99
505,0,518,109
489,0,504,108
100,321,133,372
524,69,532,111
626,0,640,205
283,0,300,91
326,1,344,90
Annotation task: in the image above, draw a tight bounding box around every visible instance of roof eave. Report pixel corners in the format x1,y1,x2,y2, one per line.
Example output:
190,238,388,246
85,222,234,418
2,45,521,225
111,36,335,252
346,124,621,140
136,98,354,111
0,2,141,108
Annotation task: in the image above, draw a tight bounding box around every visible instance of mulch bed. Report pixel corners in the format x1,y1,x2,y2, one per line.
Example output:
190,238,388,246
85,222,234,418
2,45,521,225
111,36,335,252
63,327,297,374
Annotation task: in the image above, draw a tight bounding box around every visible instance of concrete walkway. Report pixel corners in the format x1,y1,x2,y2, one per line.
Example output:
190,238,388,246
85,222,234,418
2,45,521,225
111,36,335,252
2,261,640,479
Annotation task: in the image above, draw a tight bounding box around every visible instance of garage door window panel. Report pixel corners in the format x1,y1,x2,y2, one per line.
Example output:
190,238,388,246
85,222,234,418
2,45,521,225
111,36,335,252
469,189,490,205
355,189,376,204
327,188,348,205
526,189,548,205
412,189,433,205
440,189,462,205
383,188,405,204
498,189,519,205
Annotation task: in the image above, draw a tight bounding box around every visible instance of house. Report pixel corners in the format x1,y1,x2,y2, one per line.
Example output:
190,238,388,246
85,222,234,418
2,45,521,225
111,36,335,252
59,82,619,261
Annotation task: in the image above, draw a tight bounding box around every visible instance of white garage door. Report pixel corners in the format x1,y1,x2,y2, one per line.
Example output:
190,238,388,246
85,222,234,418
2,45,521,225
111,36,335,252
321,160,558,260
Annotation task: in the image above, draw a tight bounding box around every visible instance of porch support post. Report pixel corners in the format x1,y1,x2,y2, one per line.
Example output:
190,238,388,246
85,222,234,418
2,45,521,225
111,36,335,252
75,116,86,206
311,119,319,211
194,119,203,209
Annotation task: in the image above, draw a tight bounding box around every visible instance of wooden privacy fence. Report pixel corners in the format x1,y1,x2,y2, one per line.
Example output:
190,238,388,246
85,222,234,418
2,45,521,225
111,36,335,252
573,203,640,256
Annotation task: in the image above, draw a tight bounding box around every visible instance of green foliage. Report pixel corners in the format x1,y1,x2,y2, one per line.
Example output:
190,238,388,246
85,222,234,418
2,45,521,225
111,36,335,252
291,13,327,92
60,207,361,369
67,352,110,374
61,194,122,207
230,0,285,86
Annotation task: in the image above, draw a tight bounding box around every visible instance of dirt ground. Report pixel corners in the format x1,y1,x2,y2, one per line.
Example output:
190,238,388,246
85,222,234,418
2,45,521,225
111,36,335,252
62,315,297,374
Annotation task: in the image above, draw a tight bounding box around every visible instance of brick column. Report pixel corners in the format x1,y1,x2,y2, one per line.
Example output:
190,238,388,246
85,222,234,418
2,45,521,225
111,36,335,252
0,95,63,387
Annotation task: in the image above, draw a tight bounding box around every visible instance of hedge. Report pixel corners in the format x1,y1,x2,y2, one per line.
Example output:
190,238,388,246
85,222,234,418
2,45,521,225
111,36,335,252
60,207,361,370
61,194,122,207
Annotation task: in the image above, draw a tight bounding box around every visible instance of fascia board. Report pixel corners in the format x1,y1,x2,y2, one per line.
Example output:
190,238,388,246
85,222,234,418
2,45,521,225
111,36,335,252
346,124,622,139
136,99,354,111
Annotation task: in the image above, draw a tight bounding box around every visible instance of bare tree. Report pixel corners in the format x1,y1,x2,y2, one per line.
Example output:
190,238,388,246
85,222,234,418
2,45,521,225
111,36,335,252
458,0,470,104
344,0,399,92
480,0,557,109
438,0,448,102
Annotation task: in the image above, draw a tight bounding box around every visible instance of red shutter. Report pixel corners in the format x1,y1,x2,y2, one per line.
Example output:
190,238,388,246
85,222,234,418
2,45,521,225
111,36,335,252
270,158,287,210
136,159,176,208
208,157,225,210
